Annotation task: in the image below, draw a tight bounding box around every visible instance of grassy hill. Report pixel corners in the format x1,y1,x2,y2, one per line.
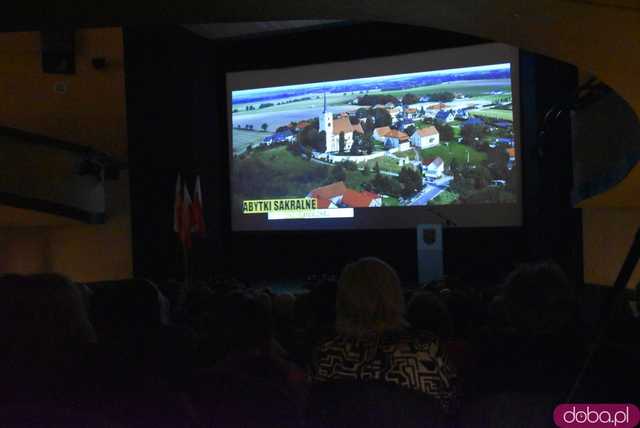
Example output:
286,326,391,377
233,145,331,200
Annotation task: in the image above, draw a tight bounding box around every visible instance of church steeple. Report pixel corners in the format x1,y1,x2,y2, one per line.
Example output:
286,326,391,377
319,92,334,152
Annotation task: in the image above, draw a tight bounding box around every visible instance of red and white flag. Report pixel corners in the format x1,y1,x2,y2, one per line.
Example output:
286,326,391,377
173,174,182,233
192,176,206,237
179,183,193,249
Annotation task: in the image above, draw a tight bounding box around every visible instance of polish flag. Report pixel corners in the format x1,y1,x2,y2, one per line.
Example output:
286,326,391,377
173,174,182,233
179,184,193,249
192,176,206,237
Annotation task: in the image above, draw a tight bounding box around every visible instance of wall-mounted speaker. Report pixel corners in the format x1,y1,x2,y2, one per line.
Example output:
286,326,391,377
571,82,640,204
40,30,75,74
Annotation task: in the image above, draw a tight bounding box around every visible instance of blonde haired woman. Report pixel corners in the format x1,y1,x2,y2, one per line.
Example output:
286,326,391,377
312,257,458,413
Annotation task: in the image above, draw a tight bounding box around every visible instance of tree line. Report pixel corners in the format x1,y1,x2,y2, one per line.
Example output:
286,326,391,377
356,94,399,106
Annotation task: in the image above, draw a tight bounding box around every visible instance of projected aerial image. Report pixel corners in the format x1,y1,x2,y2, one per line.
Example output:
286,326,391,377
231,63,517,212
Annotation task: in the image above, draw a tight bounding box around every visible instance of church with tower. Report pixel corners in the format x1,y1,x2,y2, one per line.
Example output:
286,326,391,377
318,93,358,153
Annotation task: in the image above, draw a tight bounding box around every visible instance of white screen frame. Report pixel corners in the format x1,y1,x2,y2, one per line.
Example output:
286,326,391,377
227,43,522,231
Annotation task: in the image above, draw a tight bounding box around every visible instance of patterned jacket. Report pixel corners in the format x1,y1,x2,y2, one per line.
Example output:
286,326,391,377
311,330,458,412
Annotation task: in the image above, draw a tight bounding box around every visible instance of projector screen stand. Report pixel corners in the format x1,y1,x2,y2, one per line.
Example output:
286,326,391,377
417,224,444,286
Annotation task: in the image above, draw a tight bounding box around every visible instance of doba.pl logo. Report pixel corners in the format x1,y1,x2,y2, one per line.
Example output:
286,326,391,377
554,404,640,427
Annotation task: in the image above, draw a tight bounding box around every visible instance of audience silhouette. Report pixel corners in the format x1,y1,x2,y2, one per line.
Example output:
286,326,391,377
0,258,634,427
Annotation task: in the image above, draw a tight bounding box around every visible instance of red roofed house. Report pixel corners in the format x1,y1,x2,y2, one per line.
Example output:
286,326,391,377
425,157,445,179
342,189,382,207
384,129,410,151
373,126,391,142
427,103,449,110
307,181,347,207
307,181,381,208
411,126,440,149
362,191,383,207
315,197,336,209
422,156,436,166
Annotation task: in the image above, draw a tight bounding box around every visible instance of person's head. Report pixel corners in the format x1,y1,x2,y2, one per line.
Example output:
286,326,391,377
255,290,274,316
441,288,478,339
0,273,96,366
219,291,275,356
91,279,169,342
336,257,405,337
307,280,338,329
272,292,295,323
503,261,575,334
407,291,453,341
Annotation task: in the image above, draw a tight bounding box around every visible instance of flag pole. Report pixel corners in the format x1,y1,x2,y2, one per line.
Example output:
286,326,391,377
192,175,206,289
181,181,193,291
174,173,186,298
183,242,190,291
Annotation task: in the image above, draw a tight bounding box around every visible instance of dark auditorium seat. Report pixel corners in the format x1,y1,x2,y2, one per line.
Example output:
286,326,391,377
0,402,109,428
307,381,451,428
459,392,558,428
188,367,303,428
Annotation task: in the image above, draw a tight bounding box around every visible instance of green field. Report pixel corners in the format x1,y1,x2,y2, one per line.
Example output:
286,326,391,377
232,129,270,154
421,143,487,165
232,81,511,122
465,187,517,204
395,150,416,160
386,79,511,99
232,93,356,116
365,156,403,174
429,190,459,205
468,108,513,121
467,94,512,104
